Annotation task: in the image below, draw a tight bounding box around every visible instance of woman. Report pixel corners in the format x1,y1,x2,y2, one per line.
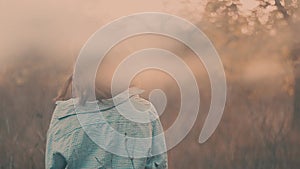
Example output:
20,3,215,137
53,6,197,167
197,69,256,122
45,72,168,169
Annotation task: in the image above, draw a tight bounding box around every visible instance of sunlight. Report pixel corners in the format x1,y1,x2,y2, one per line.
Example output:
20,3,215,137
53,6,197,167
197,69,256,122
239,0,260,14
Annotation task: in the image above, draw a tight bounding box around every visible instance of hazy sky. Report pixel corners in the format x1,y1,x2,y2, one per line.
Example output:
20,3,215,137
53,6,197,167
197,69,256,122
0,0,259,62
0,0,167,60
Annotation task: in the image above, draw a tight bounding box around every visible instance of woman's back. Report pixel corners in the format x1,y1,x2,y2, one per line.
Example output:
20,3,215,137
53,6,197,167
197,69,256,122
46,87,168,169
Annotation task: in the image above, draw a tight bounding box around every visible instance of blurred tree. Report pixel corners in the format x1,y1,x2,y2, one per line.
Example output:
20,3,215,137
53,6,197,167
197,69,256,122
174,1,300,168
178,0,300,128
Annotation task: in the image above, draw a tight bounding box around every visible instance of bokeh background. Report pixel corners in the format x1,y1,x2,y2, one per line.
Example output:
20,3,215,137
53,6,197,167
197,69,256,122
1,0,300,168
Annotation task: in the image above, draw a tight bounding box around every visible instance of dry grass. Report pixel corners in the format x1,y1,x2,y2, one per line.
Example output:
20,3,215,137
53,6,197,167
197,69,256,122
1,53,300,169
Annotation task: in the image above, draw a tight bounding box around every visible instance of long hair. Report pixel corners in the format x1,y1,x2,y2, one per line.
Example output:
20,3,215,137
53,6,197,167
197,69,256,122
53,74,73,102
53,73,116,105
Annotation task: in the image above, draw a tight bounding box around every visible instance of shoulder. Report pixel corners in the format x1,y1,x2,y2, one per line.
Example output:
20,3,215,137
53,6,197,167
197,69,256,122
129,95,151,110
53,98,76,118
129,95,159,121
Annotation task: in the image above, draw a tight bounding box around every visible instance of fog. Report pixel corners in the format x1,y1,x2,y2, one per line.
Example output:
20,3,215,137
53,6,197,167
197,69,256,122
1,0,300,168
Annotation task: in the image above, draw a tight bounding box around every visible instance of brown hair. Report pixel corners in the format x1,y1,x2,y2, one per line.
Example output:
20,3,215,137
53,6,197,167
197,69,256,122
53,73,116,104
53,74,73,102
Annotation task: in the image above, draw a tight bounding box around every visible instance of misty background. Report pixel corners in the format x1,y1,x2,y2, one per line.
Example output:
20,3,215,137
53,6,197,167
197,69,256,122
1,0,300,168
